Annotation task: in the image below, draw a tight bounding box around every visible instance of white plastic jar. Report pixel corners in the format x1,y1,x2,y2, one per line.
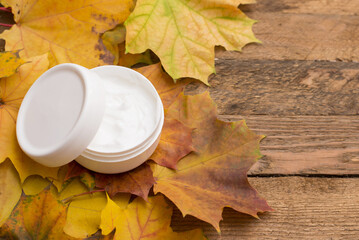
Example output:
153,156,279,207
16,64,164,173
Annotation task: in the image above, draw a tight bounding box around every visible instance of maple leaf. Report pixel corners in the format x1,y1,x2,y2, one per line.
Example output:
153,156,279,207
95,163,155,200
0,0,134,67
136,64,194,168
125,0,258,84
150,118,194,169
0,54,59,182
100,194,206,240
0,187,72,240
0,51,25,78
151,92,272,231
0,159,21,226
61,178,108,238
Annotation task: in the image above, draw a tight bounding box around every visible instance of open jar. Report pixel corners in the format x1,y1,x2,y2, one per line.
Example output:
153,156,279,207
16,64,164,173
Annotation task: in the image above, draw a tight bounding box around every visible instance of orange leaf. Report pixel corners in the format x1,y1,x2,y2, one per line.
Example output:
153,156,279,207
100,194,206,240
95,164,155,200
0,0,134,67
151,92,272,231
135,64,194,168
150,118,194,169
0,188,71,239
0,54,59,182
135,63,191,109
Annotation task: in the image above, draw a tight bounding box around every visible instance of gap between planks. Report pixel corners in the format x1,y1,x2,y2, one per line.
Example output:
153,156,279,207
171,177,359,240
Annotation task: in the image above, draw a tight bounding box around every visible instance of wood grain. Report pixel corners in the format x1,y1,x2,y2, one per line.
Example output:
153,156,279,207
171,177,359,239
186,59,359,116
219,115,359,175
215,0,359,62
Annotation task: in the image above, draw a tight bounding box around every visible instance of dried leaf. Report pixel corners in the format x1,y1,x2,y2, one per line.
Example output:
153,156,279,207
0,0,134,67
0,51,25,78
61,178,107,238
125,0,258,84
100,194,206,240
135,64,194,168
151,92,272,231
95,163,155,200
0,187,72,240
0,54,59,182
135,63,190,109
0,159,21,226
150,118,194,169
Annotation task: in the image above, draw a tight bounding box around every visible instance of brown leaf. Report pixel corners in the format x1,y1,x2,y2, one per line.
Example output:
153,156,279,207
135,63,191,109
151,92,272,231
95,164,155,200
136,64,194,168
150,118,194,169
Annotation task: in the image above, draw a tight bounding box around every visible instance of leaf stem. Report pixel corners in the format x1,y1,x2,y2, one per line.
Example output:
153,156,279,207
0,7,11,12
0,23,13,27
61,189,105,204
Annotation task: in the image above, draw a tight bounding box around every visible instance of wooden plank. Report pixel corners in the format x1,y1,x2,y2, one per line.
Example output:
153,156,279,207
219,115,359,175
240,0,359,15
171,177,359,239
215,0,359,61
186,59,359,116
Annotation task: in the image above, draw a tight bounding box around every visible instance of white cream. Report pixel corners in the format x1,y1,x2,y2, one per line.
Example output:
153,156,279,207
87,74,157,153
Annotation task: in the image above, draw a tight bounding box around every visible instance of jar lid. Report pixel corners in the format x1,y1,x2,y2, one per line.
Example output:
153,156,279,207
16,63,106,167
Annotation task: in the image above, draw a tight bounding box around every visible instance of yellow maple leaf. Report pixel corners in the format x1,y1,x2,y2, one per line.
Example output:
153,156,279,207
0,159,21,226
0,54,59,182
100,194,206,240
61,178,108,238
125,0,259,84
151,92,272,231
0,51,25,78
0,0,133,67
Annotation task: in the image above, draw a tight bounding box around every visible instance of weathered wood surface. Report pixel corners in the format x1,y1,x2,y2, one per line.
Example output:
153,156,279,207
172,177,359,239
220,115,359,176
216,0,359,62
186,59,359,116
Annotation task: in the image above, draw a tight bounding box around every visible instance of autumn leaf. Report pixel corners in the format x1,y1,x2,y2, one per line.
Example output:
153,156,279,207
0,51,25,78
150,118,194,169
22,175,51,195
135,64,194,168
0,159,22,226
100,194,206,240
135,63,190,108
151,92,272,231
0,54,59,182
0,0,134,67
102,25,152,67
125,0,258,84
61,178,107,238
95,163,155,200
0,187,72,240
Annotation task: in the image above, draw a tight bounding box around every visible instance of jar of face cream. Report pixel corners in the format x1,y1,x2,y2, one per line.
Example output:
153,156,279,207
16,64,164,173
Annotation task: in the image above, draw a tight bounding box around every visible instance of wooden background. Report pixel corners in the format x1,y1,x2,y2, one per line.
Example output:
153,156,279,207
1,0,359,239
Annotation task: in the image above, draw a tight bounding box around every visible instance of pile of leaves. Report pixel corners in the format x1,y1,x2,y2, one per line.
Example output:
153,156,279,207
0,0,272,239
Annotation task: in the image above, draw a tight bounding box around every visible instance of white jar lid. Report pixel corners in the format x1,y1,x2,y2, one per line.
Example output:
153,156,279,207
16,63,106,167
